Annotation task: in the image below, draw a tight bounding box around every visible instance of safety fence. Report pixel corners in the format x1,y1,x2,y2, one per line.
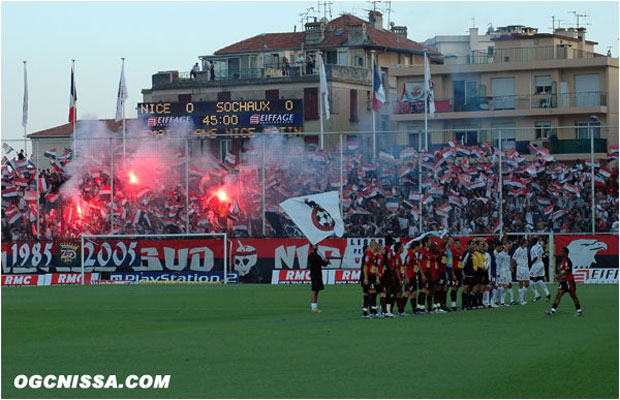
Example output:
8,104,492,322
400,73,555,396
1,126,618,243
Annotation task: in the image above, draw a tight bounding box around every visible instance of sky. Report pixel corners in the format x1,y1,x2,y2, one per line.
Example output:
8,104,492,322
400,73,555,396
1,0,618,145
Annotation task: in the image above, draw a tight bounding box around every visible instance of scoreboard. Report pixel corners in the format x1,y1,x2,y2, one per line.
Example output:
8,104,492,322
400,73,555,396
137,99,304,136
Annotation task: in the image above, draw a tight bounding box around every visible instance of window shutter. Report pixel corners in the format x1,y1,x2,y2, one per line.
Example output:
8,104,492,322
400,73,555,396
349,89,358,122
304,87,318,119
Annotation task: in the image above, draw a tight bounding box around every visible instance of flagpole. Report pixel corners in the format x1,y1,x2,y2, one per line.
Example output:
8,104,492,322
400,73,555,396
498,131,503,238
418,133,423,234
35,140,40,239
318,51,324,150
23,61,28,156
261,133,266,236
424,52,428,152
72,60,76,141
122,58,126,160
339,133,344,217
590,122,595,233
371,50,377,158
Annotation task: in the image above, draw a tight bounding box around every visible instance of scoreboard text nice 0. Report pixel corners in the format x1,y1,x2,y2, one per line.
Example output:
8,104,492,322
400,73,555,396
137,99,304,136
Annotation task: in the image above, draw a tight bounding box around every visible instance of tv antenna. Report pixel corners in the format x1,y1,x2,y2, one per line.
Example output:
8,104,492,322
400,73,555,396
568,11,589,28
386,1,393,28
299,7,316,29
318,1,333,20
547,15,561,32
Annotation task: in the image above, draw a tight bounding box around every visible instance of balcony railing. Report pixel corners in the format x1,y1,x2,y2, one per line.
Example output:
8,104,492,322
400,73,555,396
444,46,606,65
551,138,608,154
394,91,607,114
156,63,372,87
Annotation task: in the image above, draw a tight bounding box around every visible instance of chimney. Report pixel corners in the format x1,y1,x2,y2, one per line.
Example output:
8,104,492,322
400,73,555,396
304,21,326,45
368,11,383,30
390,25,408,38
576,27,587,46
347,22,367,45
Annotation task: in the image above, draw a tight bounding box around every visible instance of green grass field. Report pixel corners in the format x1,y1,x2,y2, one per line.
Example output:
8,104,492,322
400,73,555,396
1,284,618,398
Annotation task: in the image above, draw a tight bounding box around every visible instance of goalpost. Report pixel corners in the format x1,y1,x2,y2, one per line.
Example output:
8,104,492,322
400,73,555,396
80,233,228,285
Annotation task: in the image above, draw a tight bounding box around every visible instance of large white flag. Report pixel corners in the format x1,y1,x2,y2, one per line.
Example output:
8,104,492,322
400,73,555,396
280,191,343,245
319,55,330,120
115,62,128,122
424,52,436,117
22,63,28,128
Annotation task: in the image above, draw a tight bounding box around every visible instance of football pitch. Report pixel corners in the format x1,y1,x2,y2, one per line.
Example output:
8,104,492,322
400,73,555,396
2,284,618,399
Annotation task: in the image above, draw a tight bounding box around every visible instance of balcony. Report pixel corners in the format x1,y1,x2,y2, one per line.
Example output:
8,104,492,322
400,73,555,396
151,63,371,89
551,138,608,154
444,46,606,65
393,91,607,115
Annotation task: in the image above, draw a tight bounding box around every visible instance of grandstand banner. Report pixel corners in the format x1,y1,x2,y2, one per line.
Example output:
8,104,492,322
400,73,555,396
1,239,232,283
137,99,304,136
554,235,619,284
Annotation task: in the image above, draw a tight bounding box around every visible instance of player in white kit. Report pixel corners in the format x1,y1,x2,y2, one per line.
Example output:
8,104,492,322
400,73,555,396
512,238,530,305
495,242,515,306
529,236,551,302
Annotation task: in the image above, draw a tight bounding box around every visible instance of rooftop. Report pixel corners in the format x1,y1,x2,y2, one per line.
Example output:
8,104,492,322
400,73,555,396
213,14,438,55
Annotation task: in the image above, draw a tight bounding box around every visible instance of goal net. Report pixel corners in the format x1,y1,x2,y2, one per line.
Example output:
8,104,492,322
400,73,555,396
79,233,229,285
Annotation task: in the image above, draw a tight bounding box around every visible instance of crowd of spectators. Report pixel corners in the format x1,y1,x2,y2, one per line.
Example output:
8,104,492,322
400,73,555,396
2,140,618,242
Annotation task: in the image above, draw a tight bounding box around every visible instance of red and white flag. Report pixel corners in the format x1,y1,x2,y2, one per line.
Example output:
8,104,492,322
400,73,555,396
68,62,77,125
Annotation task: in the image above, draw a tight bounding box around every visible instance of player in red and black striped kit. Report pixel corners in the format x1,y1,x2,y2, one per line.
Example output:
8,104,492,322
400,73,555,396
417,237,433,314
546,247,583,317
376,245,393,317
388,241,405,316
400,241,420,315
361,241,378,318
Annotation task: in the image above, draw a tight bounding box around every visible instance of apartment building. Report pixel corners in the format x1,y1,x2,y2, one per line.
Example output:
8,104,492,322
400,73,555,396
390,26,619,159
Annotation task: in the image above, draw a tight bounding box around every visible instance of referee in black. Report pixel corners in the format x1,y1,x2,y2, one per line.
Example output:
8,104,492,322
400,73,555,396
309,244,329,312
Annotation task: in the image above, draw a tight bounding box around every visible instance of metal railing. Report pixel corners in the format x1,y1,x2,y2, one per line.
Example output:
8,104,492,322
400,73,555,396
1,127,618,242
394,91,607,114
444,46,605,65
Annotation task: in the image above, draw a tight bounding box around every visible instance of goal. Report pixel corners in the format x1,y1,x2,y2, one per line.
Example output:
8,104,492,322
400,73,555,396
79,233,229,285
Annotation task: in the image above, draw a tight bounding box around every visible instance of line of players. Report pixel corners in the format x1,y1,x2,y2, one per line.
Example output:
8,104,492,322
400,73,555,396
360,234,552,318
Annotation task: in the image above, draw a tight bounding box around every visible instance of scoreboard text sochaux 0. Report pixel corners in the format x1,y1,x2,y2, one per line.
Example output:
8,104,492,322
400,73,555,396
137,99,304,136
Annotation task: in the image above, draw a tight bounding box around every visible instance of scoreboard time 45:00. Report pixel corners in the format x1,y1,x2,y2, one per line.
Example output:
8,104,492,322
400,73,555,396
137,99,304,136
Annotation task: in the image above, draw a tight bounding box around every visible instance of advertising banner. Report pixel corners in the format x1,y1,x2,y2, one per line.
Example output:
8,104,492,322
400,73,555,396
554,235,619,284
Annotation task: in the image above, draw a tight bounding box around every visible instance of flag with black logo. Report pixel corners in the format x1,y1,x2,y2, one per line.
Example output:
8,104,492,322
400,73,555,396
280,191,344,245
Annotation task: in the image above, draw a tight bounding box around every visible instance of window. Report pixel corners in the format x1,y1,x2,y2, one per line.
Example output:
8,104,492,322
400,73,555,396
491,77,515,110
453,80,479,111
263,53,280,68
326,51,337,65
408,131,421,150
217,91,231,101
535,122,553,139
454,130,478,146
304,87,319,119
357,56,364,67
265,89,279,100
535,76,552,94
575,74,600,107
491,123,516,150
337,50,348,66
350,89,358,122
576,121,601,139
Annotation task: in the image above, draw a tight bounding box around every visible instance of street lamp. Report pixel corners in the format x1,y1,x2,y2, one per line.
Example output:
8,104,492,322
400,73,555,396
589,115,601,233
